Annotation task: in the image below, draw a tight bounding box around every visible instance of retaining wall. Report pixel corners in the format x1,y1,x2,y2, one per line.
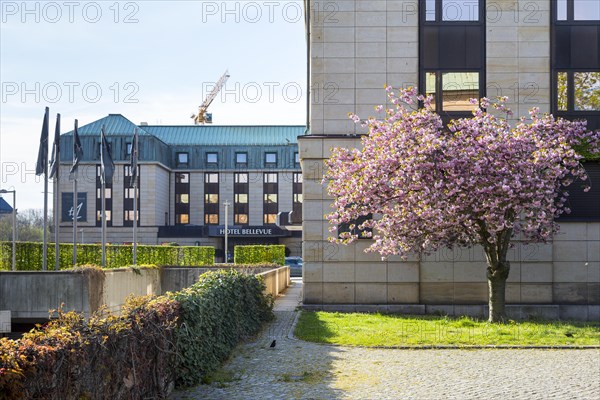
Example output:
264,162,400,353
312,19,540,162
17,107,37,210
0,266,290,325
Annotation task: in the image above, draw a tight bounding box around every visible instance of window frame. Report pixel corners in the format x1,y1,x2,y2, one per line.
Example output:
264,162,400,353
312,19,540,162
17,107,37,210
95,164,113,227
554,70,600,113
206,152,218,165
424,70,483,112
555,0,600,22
419,0,486,119
174,172,190,225
264,152,277,166
123,165,140,227
235,152,248,166
177,152,189,165
204,172,219,225
423,0,483,23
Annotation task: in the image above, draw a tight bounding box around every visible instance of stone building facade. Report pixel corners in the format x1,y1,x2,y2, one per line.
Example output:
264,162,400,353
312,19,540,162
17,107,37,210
56,114,303,261
299,0,600,318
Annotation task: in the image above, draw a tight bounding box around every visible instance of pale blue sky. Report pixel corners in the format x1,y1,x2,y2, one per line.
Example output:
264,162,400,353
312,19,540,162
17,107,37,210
0,0,307,209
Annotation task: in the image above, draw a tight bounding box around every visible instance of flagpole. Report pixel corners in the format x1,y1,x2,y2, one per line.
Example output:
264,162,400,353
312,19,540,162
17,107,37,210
72,119,79,267
54,170,59,270
102,177,106,267
43,159,48,271
54,113,61,271
99,124,114,269
73,174,78,265
36,107,50,271
133,129,138,266
101,125,106,268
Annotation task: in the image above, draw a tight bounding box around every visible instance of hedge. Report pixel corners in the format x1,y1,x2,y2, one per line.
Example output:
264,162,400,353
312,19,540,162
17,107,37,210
233,245,285,265
0,241,214,270
0,269,274,398
169,270,274,387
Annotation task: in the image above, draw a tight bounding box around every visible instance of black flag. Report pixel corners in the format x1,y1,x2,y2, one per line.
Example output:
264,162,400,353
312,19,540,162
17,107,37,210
100,126,115,185
35,107,50,176
130,129,138,188
70,119,83,175
49,113,61,179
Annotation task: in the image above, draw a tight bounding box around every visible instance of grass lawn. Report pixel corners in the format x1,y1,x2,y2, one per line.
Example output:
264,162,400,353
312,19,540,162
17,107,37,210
295,312,600,347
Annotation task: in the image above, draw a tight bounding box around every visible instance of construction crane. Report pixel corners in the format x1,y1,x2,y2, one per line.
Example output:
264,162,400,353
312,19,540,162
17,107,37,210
191,70,230,125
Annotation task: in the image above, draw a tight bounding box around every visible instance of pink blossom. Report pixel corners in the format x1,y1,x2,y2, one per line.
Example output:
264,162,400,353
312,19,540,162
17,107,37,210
324,87,600,260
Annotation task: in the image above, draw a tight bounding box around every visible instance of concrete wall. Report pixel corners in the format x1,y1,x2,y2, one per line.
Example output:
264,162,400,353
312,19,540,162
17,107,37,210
0,266,290,326
0,270,100,320
1,310,12,333
102,268,161,313
259,266,292,298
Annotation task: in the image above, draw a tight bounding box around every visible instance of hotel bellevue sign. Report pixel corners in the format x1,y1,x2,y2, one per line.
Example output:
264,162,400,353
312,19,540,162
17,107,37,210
208,225,290,237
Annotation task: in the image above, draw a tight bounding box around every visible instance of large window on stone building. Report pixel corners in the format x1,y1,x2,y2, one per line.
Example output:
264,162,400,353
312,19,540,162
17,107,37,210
552,0,600,223
123,165,140,227
263,172,278,224
292,172,303,224
204,172,219,225
175,173,190,225
419,0,485,116
556,0,600,21
96,165,112,227
234,173,249,225
552,0,600,130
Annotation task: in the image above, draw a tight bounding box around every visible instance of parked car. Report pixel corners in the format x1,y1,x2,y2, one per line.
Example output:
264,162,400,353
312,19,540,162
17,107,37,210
284,256,303,277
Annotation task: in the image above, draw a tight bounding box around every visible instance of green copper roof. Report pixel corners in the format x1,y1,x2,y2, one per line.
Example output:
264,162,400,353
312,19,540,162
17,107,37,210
68,114,304,146
142,125,305,146
73,114,150,136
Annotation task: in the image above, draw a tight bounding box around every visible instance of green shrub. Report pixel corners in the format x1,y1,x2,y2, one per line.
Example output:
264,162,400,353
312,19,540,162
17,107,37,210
0,242,215,270
0,269,274,397
233,245,285,265
170,269,274,387
0,295,181,400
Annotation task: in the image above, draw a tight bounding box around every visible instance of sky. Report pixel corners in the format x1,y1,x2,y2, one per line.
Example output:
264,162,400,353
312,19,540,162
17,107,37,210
0,0,307,210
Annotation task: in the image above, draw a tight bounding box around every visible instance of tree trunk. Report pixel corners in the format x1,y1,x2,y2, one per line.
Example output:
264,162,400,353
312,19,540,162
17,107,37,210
487,261,510,323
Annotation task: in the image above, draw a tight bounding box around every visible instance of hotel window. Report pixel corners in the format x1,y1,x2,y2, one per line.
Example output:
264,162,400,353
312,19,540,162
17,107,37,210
177,152,189,165
556,72,600,111
556,0,600,21
123,165,140,227
339,214,373,239
96,165,112,227
292,172,303,224
204,172,219,225
234,172,249,225
552,3,600,222
265,152,277,167
236,152,248,167
425,72,480,112
175,173,190,225
263,172,278,224
126,142,132,156
96,141,112,160
420,0,485,116
552,0,600,130
206,152,218,165
425,0,480,22
294,152,300,166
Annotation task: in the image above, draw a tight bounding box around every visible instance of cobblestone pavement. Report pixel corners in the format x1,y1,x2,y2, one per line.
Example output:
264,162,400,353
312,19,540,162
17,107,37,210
171,280,600,400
